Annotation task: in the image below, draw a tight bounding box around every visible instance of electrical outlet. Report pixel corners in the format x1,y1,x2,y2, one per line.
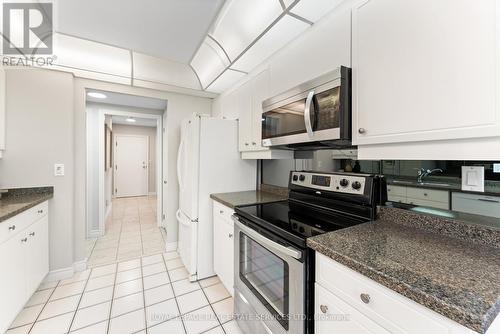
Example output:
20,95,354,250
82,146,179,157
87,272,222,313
461,166,484,192
54,164,65,176
494,163,500,173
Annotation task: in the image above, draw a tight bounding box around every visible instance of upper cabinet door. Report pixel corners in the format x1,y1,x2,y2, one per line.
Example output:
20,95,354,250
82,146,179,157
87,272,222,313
251,69,270,151
352,0,500,146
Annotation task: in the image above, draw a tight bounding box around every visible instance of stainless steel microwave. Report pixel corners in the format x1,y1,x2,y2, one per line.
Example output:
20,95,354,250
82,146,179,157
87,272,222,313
261,66,351,149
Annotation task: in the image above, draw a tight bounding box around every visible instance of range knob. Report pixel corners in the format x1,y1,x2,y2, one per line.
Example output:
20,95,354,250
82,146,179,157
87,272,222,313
292,175,299,181
352,181,362,190
339,179,349,187
299,175,306,182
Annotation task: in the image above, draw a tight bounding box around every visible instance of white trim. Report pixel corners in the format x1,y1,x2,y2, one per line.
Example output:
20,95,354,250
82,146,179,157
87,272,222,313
44,259,88,282
148,192,157,196
88,230,103,238
165,241,178,252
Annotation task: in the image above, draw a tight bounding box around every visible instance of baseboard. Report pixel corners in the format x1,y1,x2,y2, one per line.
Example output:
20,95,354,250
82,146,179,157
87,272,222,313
105,202,113,221
44,258,88,282
165,241,177,252
88,229,103,238
148,192,157,196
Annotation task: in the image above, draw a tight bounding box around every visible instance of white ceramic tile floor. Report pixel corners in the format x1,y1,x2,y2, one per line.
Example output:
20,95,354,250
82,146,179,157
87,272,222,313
86,196,167,267
8,251,239,334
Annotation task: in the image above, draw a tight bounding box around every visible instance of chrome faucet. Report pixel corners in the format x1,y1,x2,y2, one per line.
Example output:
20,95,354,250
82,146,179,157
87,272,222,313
417,168,443,183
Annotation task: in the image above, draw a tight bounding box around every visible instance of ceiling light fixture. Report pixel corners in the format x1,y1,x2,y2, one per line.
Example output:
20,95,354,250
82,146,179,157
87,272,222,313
87,92,107,99
126,118,136,123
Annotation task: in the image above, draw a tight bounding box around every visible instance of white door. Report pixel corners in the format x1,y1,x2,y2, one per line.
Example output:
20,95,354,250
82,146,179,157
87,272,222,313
115,135,149,198
162,111,168,227
177,116,200,220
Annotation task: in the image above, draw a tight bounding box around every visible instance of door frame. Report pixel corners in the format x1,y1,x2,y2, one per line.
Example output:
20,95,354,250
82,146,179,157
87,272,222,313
93,108,164,236
113,134,150,198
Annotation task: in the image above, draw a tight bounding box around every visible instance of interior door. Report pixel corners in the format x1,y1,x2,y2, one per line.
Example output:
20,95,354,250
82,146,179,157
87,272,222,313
162,111,168,227
115,135,149,198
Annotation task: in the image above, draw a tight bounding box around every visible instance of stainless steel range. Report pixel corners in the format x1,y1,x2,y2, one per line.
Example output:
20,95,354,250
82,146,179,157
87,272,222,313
233,171,386,334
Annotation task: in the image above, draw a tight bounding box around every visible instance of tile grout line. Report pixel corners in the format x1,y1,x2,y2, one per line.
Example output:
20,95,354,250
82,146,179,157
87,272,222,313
105,262,119,334
66,268,94,333
139,256,148,333
199,282,228,334
22,280,60,334
162,254,189,334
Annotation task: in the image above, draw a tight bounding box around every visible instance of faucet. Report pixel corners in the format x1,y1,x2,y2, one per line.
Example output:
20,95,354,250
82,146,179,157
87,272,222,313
417,168,443,183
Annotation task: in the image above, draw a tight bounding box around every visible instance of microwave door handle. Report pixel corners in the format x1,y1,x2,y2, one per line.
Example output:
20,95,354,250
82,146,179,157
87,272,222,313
304,90,315,138
233,216,302,260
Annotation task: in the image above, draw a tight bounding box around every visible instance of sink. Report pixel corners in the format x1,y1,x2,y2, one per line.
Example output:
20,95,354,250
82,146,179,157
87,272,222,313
391,180,455,188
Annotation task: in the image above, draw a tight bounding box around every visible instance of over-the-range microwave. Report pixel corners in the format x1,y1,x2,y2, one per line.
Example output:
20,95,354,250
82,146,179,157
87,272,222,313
261,66,352,150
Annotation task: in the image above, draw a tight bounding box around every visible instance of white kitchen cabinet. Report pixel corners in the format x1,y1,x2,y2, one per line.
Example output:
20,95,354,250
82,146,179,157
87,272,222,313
213,201,235,295
315,253,481,334
452,192,500,218
0,202,49,333
387,185,449,210
315,283,390,334
0,66,5,158
352,0,500,155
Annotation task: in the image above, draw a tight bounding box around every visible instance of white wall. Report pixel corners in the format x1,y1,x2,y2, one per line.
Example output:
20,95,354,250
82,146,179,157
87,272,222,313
73,78,212,263
112,124,157,193
0,68,75,271
212,1,352,118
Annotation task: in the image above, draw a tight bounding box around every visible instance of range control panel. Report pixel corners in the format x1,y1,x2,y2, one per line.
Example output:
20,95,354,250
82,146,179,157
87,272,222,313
290,171,367,195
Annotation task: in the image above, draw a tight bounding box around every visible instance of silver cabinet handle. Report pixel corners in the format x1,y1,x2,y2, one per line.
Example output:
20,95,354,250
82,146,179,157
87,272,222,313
29,232,35,236
304,90,315,138
38,209,43,214
320,305,328,314
360,293,370,304
358,128,366,134
21,238,28,243
252,142,256,146
228,233,233,238
423,193,428,196
219,210,224,214
8,225,16,231
245,143,249,146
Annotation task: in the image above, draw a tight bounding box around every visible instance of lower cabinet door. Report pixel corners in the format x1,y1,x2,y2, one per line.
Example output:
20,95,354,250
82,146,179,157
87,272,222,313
213,215,234,295
25,216,49,293
0,235,28,333
315,283,390,334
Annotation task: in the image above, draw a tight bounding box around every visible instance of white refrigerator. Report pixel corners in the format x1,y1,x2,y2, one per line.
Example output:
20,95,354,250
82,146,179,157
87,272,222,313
176,114,257,281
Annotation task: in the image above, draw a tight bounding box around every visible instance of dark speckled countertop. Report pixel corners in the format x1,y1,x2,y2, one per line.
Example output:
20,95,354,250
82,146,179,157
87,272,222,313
307,206,500,333
210,184,288,209
0,187,54,223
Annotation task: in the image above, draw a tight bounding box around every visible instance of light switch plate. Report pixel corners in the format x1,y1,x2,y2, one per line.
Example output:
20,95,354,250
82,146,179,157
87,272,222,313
461,166,484,192
54,164,65,176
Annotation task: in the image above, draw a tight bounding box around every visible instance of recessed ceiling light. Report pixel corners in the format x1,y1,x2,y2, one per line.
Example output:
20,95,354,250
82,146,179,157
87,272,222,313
87,92,107,99
126,118,136,123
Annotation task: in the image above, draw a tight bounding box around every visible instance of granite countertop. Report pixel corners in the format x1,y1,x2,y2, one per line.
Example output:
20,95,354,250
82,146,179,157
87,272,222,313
210,184,288,209
0,187,54,223
307,206,500,334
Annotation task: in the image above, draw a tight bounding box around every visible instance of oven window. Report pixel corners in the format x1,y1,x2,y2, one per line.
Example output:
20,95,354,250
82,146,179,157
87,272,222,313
314,87,340,131
239,234,289,329
262,99,307,139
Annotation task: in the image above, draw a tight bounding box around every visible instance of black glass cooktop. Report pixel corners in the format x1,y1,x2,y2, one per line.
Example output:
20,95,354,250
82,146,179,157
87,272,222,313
235,200,369,248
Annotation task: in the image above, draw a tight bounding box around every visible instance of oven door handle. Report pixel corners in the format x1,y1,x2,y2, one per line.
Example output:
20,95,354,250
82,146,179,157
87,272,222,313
304,90,315,138
233,216,302,260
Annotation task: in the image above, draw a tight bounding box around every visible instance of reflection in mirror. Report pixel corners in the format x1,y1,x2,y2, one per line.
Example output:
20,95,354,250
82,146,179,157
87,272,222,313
261,151,500,225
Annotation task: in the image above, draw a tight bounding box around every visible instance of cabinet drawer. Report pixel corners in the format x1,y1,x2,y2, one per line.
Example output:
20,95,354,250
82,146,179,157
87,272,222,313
213,200,235,224
0,202,48,245
406,187,449,203
406,198,449,210
387,185,407,197
315,283,390,334
316,253,452,334
387,194,406,204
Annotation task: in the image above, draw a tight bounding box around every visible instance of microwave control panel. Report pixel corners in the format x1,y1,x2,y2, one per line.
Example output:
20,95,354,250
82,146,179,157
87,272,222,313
291,172,367,195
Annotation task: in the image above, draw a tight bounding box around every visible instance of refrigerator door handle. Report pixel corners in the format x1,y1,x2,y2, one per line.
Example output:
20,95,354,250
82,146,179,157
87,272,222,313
176,209,191,227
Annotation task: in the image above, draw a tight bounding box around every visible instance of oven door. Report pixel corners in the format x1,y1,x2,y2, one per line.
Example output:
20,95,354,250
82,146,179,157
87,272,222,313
234,216,305,334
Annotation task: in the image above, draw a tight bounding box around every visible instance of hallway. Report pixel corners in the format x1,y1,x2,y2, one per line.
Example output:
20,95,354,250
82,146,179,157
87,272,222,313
86,196,166,267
